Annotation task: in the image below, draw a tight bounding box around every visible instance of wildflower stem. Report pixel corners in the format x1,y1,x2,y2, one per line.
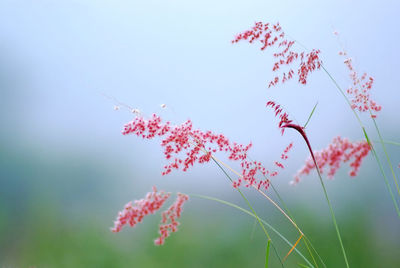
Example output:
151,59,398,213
252,185,303,236
313,159,350,268
363,129,400,217
211,156,271,239
303,102,318,129
191,193,315,268
266,239,271,268
374,140,400,146
209,157,285,267
369,110,400,196
210,153,305,237
320,65,400,217
248,154,324,267
282,123,350,268
270,183,326,268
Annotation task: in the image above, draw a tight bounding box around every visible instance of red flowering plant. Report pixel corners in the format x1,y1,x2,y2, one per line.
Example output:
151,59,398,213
110,21,400,268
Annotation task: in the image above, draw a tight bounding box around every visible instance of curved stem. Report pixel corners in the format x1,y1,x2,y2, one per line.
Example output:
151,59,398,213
283,123,350,268
320,65,400,217
369,110,400,196
191,193,315,268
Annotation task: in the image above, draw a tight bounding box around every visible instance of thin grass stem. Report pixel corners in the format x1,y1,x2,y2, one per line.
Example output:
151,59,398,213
191,194,315,268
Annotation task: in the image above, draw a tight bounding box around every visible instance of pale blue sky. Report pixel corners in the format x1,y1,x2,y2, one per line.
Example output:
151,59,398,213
1,0,399,197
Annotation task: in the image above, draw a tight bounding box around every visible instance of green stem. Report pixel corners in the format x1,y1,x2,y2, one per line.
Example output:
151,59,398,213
374,140,400,146
314,160,350,268
270,183,326,268
266,240,271,268
191,194,315,268
209,157,284,267
283,123,350,268
320,64,400,217
363,130,400,217
248,153,325,268
369,111,400,196
211,157,271,240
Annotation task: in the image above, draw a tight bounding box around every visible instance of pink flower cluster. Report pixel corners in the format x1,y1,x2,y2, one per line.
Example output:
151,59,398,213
111,186,170,233
112,187,189,246
155,193,189,245
339,51,381,117
122,114,292,190
266,101,293,135
292,136,371,184
266,101,371,185
232,21,322,87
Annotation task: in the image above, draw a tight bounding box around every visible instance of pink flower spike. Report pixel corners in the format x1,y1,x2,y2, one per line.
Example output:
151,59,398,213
266,101,293,135
122,113,284,190
292,136,371,184
337,45,382,116
233,21,322,87
154,193,189,245
111,186,170,233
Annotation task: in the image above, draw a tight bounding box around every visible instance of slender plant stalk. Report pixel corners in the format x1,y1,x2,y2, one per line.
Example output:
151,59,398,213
369,109,400,196
375,140,400,146
283,234,303,261
320,65,400,217
210,153,304,237
191,137,306,240
298,264,312,268
314,160,350,268
191,194,315,268
246,154,325,267
209,156,284,267
303,102,318,129
247,148,325,268
269,183,326,268
363,130,400,216
282,123,350,268
266,239,271,268
291,39,400,214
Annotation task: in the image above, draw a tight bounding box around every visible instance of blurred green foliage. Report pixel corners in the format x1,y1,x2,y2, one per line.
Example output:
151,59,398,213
1,147,400,268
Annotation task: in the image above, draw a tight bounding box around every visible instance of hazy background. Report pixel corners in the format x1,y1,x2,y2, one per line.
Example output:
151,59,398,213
1,0,400,267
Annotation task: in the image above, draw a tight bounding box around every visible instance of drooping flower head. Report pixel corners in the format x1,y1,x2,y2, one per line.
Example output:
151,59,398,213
267,101,370,184
232,21,322,87
112,187,189,246
111,186,170,233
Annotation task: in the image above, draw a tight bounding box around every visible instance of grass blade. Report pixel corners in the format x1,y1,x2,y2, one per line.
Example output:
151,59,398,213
298,263,311,268
303,102,318,128
284,234,303,261
191,194,315,268
266,239,271,268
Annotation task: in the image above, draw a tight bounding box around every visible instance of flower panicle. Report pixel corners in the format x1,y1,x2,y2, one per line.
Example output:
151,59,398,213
111,186,170,233
111,187,189,246
292,136,371,185
154,193,189,245
122,113,291,190
337,36,381,117
232,21,322,88
266,101,293,135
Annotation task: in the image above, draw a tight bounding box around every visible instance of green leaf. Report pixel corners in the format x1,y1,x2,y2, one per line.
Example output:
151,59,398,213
303,102,318,128
265,239,271,268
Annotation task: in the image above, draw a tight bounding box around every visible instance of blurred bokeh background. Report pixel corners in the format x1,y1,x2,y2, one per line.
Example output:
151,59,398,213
1,0,400,267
